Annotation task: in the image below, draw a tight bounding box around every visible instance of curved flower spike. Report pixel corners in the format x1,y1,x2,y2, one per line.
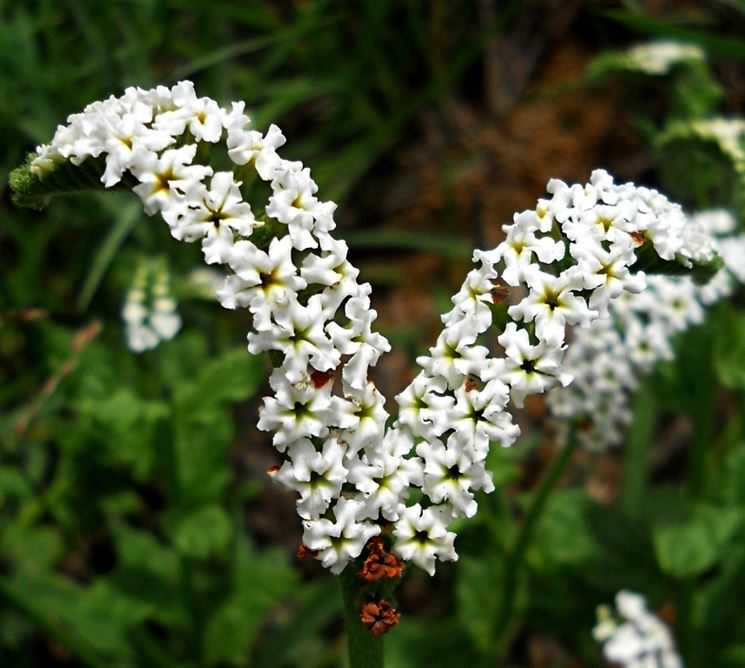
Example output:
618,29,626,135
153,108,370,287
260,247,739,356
11,82,723,578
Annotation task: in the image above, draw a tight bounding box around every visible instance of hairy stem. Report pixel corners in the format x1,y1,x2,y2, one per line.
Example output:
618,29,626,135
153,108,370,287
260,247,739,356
340,568,384,668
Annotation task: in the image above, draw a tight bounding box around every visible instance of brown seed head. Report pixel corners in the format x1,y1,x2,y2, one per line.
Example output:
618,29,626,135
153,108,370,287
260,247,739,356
359,537,404,581
360,600,401,636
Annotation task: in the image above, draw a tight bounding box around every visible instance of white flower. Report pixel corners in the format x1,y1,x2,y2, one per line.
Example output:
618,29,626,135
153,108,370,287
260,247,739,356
131,144,213,215
625,41,705,75
32,82,728,577
348,429,414,522
273,437,349,519
248,294,340,383
163,171,259,264
326,291,391,392
571,241,646,313
218,235,307,330
392,503,458,576
122,261,181,352
594,590,683,668
417,327,490,390
442,262,497,333
508,270,597,342
395,373,454,439
302,497,381,574
417,438,494,518
447,379,518,458
499,210,565,285
257,370,333,451
266,166,324,250
497,322,572,407
227,123,285,179
337,382,388,456
101,117,174,187
153,80,223,143
300,237,361,313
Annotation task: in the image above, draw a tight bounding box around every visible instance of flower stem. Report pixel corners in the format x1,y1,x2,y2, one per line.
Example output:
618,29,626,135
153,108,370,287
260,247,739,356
340,568,384,668
493,435,580,653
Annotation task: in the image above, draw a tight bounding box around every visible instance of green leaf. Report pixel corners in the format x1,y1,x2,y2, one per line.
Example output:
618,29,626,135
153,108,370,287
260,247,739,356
252,579,341,668
532,490,603,567
0,467,30,502
455,555,506,653
721,644,745,666
0,572,133,665
108,524,185,627
695,546,745,664
0,525,64,575
76,387,169,481
715,445,745,507
112,523,181,584
599,10,745,61
174,347,267,414
172,405,233,505
202,537,298,664
386,618,482,668
653,501,743,578
163,505,233,560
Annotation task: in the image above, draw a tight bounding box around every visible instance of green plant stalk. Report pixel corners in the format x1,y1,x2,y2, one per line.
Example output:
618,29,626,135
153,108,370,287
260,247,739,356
623,382,657,520
493,435,580,654
340,568,384,668
677,356,717,668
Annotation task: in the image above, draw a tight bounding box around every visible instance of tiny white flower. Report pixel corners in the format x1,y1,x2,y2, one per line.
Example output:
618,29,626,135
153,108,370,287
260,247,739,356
274,437,349,519
392,503,457,576
154,80,224,143
257,370,334,451
266,166,322,250
227,123,286,179
302,497,381,574
497,323,572,407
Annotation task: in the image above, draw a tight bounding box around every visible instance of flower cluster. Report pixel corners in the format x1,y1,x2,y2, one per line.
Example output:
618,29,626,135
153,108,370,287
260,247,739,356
32,81,391,573
385,170,717,573
29,83,719,576
548,210,745,450
121,260,181,353
593,591,683,668
660,117,745,175
623,41,704,76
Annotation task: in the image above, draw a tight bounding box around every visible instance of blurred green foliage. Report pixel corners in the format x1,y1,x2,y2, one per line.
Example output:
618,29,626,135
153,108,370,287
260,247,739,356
4,1,745,667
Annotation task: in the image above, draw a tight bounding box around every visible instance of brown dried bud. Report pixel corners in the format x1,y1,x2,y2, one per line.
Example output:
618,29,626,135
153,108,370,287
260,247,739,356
311,369,334,388
629,231,646,247
360,600,401,636
296,544,317,560
491,284,511,304
267,464,280,475
359,536,404,581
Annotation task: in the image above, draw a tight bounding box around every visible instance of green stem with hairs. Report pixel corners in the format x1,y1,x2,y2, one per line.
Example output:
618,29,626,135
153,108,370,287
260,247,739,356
10,157,135,210
493,434,580,655
340,568,384,668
